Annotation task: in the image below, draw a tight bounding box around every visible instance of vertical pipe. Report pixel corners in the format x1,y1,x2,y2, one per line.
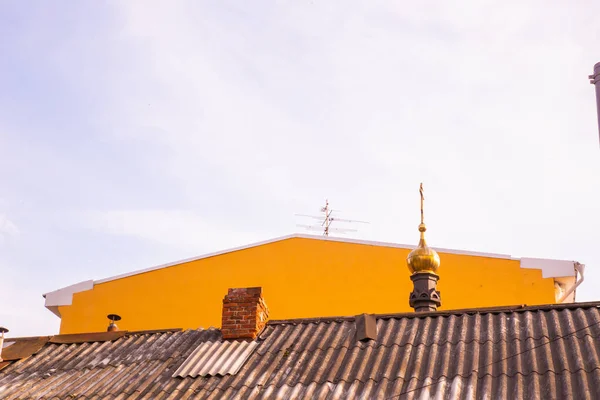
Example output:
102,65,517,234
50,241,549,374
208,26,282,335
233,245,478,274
590,62,600,144
0,327,8,362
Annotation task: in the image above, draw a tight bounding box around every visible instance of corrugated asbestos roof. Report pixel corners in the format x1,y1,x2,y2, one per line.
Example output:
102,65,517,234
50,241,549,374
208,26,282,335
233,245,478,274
1,337,49,361
1,302,600,399
173,340,259,378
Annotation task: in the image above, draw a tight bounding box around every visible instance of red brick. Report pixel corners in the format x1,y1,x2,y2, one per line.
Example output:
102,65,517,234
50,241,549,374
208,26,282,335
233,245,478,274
221,286,270,340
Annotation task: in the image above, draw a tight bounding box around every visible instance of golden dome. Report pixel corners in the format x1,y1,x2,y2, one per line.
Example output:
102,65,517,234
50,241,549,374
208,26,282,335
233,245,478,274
406,183,440,274
407,223,440,274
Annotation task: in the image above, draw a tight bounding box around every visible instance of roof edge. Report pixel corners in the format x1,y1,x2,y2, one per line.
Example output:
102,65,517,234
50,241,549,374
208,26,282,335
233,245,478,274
267,301,600,325
4,328,185,342
85,234,547,284
26,302,600,341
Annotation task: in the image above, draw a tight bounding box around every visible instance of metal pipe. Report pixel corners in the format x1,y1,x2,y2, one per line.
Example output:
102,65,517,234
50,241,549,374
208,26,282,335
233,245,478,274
590,62,600,144
0,327,8,362
559,262,585,303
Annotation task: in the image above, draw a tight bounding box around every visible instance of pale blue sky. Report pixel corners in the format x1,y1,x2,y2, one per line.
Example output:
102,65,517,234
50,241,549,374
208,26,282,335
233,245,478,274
1,1,599,337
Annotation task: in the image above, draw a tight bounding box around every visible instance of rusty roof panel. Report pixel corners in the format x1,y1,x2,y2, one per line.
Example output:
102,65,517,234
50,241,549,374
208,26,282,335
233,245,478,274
49,331,126,344
0,337,49,361
1,304,600,399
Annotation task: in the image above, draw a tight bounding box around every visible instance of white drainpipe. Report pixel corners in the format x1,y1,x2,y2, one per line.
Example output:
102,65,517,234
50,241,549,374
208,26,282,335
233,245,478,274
559,262,586,303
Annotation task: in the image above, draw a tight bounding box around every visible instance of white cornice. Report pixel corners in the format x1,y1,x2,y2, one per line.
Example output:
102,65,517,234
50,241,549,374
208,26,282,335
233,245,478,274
43,280,94,317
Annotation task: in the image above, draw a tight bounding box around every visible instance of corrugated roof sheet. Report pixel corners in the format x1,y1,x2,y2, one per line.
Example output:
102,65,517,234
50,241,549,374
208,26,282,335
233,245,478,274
1,302,599,399
173,340,258,378
48,331,126,344
0,337,49,361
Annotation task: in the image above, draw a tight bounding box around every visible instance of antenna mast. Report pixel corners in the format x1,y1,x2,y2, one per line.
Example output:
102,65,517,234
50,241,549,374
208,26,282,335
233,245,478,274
322,199,332,236
296,199,369,237
590,62,600,145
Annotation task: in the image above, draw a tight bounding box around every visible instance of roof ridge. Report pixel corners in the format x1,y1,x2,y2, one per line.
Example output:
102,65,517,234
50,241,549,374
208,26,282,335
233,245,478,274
9,299,600,342
258,331,600,355
267,301,600,325
5,328,190,342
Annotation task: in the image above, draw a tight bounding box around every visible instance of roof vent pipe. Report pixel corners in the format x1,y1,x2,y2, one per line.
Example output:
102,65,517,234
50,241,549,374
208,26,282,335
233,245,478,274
355,314,377,341
107,314,121,332
589,62,600,144
0,327,8,362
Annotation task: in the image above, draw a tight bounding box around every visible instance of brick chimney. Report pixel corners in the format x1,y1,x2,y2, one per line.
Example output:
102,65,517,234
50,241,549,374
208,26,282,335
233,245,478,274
221,287,269,340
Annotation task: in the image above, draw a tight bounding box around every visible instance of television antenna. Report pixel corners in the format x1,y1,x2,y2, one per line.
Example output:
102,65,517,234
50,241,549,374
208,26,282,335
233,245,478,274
296,199,369,237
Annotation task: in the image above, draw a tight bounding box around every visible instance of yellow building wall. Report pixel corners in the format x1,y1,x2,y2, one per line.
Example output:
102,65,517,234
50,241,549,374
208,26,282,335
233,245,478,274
58,237,556,334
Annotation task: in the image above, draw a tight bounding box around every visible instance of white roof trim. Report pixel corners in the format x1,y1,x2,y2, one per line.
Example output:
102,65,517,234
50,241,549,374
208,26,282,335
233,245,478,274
520,258,576,278
95,234,304,284
43,280,94,317
95,233,513,285
43,234,580,317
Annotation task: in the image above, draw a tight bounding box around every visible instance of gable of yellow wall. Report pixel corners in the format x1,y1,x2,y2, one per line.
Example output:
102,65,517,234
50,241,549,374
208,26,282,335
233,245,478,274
58,237,555,334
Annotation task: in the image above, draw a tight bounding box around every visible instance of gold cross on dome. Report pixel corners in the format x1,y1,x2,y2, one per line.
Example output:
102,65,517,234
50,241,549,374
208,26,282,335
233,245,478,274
419,183,424,225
